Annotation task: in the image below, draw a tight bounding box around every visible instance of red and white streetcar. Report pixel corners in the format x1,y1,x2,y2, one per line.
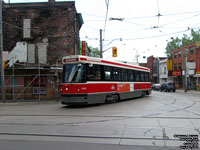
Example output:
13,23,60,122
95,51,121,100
61,55,151,105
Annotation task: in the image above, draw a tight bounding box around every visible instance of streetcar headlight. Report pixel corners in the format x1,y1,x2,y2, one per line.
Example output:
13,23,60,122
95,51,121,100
65,87,69,91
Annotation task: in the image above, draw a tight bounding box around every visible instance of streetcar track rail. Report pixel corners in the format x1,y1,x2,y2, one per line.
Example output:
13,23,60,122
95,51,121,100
0,132,180,141
0,93,199,126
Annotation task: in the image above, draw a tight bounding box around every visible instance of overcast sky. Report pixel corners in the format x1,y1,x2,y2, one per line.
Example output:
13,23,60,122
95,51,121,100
4,0,200,62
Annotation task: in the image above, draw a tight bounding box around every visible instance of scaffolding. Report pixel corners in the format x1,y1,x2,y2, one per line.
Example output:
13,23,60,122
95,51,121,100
0,62,62,102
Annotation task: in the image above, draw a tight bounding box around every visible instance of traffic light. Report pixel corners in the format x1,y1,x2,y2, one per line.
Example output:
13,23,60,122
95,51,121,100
112,47,117,57
4,60,9,68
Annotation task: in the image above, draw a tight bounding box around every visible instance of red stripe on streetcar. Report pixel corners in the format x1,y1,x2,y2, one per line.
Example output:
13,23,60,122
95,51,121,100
102,60,149,71
62,83,151,94
79,57,149,71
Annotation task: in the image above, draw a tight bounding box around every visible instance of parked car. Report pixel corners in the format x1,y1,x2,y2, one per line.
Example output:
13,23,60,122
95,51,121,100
160,82,176,92
152,84,161,91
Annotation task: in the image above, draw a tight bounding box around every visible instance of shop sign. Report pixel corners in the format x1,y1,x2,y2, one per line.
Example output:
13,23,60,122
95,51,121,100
82,41,86,56
196,69,200,74
182,70,195,75
172,70,182,76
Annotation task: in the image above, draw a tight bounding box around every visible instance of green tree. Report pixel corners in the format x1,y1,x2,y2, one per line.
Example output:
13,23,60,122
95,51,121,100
191,29,200,42
182,34,191,46
89,46,100,57
165,29,200,57
165,37,181,57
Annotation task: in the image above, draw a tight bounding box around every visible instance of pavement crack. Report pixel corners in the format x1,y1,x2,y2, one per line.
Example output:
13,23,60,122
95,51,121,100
144,128,153,136
118,119,126,145
157,118,162,127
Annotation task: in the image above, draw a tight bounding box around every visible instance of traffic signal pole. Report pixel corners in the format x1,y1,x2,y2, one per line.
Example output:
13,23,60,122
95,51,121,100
0,0,5,102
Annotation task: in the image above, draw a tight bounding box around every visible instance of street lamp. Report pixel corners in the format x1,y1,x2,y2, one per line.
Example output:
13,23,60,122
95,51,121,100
103,38,122,47
133,48,139,63
99,28,122,58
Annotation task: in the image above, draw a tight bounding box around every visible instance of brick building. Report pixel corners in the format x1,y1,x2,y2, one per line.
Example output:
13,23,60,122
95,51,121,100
172,42,200,90
1,0,83,100
195,47,200,90
140,56,167,83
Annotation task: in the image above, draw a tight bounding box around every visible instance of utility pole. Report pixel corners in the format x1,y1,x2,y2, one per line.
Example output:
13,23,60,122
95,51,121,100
157,58,160,84
0,0,5,102
184,48,188,92
100,29,103,58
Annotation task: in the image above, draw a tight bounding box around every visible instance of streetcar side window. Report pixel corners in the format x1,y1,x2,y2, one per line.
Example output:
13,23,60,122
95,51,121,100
132,70,137,82
144,72,149,82
135,71,140,82
113,67,121,81
140,72,145,82
121,69,128,81
86,64,102,81
104,66,112,81
128,70,134,81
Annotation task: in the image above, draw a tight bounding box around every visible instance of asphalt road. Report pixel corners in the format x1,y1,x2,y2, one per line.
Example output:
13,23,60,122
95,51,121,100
0,90,200,150
0,139,179,150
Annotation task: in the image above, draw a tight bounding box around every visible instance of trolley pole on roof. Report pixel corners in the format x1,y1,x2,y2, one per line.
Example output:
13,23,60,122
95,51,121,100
100,29,103,58
0,0,5,102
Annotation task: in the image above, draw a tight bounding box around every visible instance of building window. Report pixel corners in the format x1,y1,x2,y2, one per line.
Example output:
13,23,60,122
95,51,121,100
164,67,166,74
178,63,182,70
190,46,194,54
174,52,177,59
178,51,182,57
174,64,177,70
5,76,24,87
33,87,46,95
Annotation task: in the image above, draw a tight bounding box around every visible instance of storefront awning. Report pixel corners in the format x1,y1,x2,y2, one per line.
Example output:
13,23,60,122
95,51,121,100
194,74,200,77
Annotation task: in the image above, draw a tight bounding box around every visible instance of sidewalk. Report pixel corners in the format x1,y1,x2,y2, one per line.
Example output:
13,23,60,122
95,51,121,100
176,88,200,95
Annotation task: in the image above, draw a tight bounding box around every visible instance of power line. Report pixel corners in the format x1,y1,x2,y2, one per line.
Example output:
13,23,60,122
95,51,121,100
125,10,200,20
123,27,200,41
82,13,105,18
103,0,110,40
156,0,162,27
160,13,200,28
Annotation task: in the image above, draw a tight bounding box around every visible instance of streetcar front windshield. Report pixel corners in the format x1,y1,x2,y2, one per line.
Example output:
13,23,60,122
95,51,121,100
62,63,86,83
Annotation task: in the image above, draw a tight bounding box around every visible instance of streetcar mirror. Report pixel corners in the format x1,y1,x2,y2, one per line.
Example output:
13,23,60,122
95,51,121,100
89,63,93,67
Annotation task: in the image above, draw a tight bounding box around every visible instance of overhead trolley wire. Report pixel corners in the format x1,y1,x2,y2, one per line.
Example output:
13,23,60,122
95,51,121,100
103,0,110,40
122,27,200,41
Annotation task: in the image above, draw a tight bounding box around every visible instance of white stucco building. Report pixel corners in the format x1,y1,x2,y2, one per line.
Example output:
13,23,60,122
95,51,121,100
159,58,173,84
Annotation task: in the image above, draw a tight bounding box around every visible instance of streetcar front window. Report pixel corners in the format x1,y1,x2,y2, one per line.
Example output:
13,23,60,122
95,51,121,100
62,63,86,83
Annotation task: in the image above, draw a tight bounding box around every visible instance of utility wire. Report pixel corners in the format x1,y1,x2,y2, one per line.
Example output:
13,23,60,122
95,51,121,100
103,0,109,40
156,0,162,27
160,13,200,28
125,10,200,20
123,27,200,41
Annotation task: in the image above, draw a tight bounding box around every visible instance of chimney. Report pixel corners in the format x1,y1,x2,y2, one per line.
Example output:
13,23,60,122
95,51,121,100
2,0,5,7
48,0,55,3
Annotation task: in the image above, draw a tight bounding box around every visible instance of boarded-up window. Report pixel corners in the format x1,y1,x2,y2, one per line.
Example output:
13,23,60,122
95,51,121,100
23,19,31,38
28,44,35,63
37,43,47,64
